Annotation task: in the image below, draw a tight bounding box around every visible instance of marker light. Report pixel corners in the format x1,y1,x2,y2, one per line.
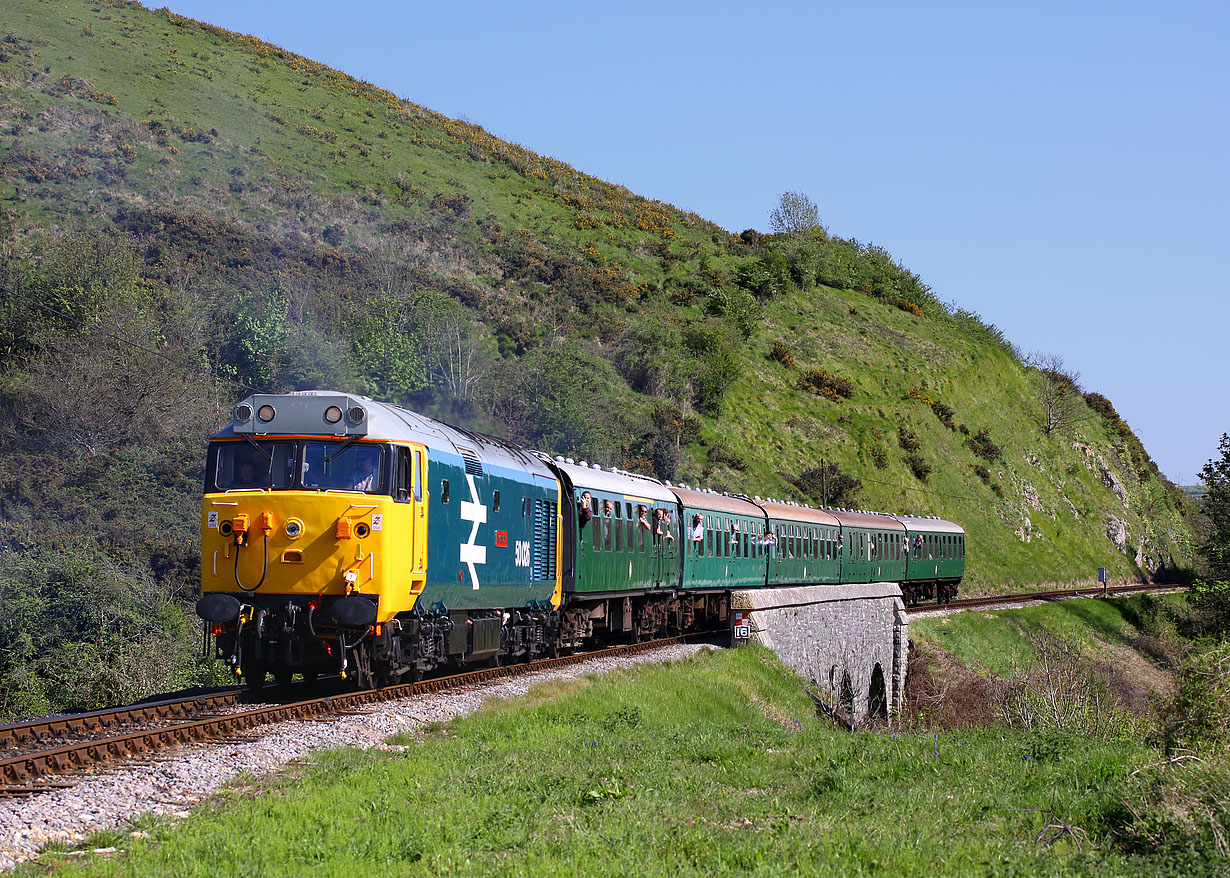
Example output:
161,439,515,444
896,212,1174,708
324,405,343,424
257,404,276,422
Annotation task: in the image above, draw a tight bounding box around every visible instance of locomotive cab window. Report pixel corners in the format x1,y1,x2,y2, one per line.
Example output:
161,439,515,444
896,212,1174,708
303,442,385,493
211,440,294,491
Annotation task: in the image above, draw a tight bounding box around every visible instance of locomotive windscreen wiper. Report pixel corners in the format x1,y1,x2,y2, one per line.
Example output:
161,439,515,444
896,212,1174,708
324,435,359,463
243,435,271,461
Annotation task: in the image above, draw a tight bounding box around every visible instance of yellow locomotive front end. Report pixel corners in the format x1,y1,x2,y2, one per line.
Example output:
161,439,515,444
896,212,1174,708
197,394,427,688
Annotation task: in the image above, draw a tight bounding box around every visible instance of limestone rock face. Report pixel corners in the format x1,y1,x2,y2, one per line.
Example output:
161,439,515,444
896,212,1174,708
1073,441,1130,509
1106,516,1129,554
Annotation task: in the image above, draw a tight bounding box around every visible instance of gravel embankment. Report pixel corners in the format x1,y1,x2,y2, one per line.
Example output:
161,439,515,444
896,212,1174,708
0,644,712,872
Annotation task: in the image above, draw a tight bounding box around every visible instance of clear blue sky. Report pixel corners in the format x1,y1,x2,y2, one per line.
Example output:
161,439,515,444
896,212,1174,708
160,0,1229,485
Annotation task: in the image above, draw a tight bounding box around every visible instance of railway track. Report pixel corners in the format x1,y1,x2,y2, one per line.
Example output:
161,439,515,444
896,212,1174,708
0,634,713,793
906,582,1186,614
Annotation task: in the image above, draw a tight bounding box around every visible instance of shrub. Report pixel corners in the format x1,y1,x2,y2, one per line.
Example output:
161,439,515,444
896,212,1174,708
931,400,956,429
707,442,747,471
871,446,888,469
898,429,921,452
798,368,855,401
790,462,861,508
971,462,1003,495
905,453,931,482
968,427,1002,461
996,634,1135,740
903,644,998,730
767,340,794,368
705,287,760,340
896,300,924,318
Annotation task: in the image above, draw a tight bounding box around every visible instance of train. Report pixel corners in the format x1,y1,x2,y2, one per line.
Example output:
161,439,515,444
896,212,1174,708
195,391,965,688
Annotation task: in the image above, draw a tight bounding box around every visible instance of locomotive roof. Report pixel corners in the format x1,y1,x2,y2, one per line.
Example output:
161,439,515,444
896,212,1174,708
216,392,549,475
894,514,966,535
546,458,677,504
672,486,765,517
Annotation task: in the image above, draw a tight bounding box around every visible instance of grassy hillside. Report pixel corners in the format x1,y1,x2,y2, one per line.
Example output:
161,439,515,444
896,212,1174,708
0,1,1195,712
25,616,1230,877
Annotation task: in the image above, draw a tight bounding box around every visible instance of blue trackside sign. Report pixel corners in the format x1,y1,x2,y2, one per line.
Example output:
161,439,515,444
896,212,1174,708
1098,567,1107,583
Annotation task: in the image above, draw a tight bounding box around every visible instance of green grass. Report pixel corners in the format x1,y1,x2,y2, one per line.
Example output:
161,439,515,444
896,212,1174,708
21,644,1225,877
910,594,1185,677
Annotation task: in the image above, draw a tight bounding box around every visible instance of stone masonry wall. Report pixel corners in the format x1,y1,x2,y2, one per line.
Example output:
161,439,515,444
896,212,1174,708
730,583,908,724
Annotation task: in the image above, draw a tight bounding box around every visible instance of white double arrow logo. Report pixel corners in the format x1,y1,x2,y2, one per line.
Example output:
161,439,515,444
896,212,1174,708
458,473,487,589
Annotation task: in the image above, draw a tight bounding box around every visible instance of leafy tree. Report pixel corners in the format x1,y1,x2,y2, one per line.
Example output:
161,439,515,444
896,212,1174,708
704,287,761,340
613,323,689,400
682,321,740,418
486,346,610,458
768,191,825,239
218,288,290,392
350,290,428,403
1198,433,1230,582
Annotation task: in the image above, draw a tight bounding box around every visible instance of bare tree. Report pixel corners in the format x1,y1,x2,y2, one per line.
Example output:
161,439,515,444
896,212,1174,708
768,191,826,239
416,293,489,402
1025,351,1083,437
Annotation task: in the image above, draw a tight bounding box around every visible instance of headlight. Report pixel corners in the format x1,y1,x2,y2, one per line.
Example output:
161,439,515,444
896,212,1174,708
257,404,276,422
285,519,303,539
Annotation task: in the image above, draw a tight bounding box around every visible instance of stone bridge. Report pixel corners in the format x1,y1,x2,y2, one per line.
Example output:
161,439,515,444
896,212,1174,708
731,583,908,724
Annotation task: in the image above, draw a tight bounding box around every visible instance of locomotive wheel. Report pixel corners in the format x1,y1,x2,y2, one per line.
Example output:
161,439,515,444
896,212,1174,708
274,669,295,688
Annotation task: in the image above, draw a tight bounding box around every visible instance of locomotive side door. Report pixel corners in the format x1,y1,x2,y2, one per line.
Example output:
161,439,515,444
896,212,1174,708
394,444,428,604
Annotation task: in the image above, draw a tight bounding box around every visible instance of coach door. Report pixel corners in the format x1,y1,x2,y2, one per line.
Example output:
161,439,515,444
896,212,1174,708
654,506,679,587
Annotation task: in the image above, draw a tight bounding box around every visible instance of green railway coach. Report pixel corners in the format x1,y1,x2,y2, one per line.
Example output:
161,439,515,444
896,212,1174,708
899,514,966,603
674,487,767,591
755,500,844,587
829,509,909,585
550,458,681,595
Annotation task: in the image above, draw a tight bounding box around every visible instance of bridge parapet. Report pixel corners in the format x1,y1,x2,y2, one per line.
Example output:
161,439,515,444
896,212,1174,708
731,583,908,724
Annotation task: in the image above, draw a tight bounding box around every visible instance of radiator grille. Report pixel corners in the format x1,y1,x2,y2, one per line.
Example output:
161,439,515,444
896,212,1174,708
531,499,557,582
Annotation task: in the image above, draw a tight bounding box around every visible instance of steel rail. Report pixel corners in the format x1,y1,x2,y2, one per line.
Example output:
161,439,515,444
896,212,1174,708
0,689,248,751
906,582,1185,614
0,634,711,788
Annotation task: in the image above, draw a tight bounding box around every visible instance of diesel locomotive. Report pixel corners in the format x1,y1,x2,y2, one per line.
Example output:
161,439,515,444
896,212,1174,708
196,391,965,688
